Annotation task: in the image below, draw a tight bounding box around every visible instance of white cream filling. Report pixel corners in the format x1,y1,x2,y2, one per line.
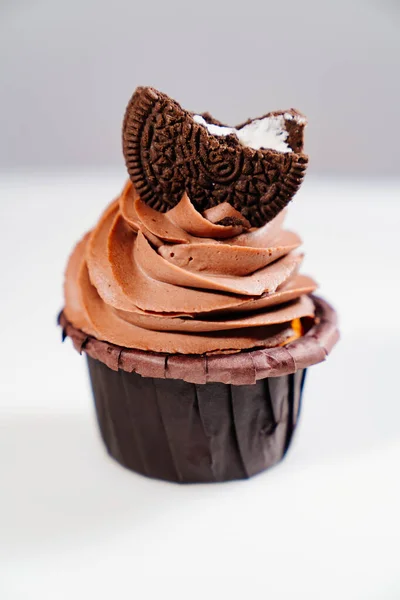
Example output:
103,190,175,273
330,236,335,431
193,113,302,153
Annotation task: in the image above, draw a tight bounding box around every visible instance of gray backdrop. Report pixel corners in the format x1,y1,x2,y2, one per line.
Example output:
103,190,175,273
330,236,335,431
1,0,399,176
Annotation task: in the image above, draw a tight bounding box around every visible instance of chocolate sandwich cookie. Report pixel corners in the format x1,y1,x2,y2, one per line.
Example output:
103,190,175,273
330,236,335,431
123,87,308,227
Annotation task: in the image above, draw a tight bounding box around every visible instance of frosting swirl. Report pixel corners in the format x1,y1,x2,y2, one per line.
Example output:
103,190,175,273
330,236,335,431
64,182,317,354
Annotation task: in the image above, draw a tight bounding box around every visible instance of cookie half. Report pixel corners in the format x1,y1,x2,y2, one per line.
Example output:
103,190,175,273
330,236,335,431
123,87,308,227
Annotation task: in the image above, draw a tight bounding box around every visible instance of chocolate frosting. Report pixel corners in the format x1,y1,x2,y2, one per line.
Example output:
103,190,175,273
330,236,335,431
64,182,317,354
65,182,316,354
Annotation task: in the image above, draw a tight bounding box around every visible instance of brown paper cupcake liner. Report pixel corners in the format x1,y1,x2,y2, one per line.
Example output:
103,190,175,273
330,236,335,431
87,356,306,483
59,295,338,483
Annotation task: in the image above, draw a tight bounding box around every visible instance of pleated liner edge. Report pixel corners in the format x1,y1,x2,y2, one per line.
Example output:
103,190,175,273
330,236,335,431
59,295,339,385
59,295,338,483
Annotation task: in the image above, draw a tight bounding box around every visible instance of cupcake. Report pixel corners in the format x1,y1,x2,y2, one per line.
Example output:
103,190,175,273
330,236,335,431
59,86,339,483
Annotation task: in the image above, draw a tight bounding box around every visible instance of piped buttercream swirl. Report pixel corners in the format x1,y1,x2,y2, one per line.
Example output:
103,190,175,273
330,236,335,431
64,182,316,354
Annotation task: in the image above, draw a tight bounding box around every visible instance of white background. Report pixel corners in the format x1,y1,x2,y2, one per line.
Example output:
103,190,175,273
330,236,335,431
1,0,400,176
1,2,400,595
1,173,399,599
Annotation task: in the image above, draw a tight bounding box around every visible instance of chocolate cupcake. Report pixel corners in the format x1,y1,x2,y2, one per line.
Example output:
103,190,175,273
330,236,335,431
59,87,339,483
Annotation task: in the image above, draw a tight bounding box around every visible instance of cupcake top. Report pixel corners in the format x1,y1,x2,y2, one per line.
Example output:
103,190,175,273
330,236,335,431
64,87,316,355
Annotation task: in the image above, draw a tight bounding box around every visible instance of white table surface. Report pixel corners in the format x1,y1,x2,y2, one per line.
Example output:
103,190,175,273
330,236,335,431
1,171,399,599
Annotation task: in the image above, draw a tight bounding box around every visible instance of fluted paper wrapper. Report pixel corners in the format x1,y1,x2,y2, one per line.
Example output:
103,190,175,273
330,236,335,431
60,295,338,483
87,356,306,483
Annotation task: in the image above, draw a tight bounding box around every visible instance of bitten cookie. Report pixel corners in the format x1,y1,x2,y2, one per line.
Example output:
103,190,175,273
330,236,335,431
123,86,308,227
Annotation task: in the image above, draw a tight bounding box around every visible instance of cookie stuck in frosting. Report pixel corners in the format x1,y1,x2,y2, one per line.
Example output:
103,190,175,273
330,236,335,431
123,87,308,227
